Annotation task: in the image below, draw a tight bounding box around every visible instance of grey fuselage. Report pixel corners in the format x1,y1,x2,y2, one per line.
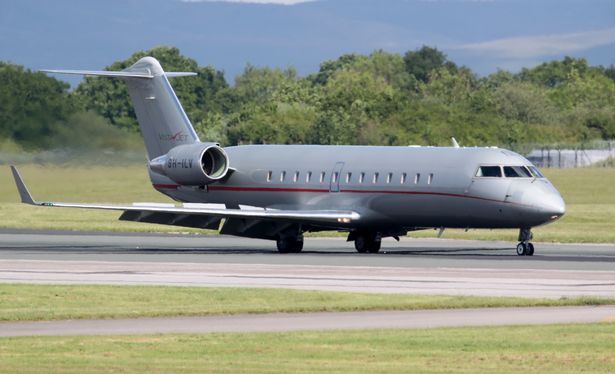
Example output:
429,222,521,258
151,144,566,234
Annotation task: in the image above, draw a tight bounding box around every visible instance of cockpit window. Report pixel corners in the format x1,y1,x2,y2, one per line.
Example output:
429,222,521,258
503,166,532,178
527,166,544,178
476,166,502,177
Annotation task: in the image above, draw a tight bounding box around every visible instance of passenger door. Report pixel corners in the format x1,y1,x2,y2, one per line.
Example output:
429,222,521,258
329,162,345,192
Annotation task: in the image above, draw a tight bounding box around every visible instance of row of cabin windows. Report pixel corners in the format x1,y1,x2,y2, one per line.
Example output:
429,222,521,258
266,171,434,185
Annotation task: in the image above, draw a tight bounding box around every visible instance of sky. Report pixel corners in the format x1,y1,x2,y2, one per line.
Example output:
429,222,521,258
1,0,614,86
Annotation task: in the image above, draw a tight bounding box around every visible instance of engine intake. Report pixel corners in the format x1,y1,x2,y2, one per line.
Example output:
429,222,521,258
149,143,230,185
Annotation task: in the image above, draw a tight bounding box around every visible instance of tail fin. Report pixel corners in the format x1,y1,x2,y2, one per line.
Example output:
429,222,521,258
42,57,200,160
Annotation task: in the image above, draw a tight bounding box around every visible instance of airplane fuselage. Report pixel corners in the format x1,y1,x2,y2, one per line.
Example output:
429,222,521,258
152,145,565,235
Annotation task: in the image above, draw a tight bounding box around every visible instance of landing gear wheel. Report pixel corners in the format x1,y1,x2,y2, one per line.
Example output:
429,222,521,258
277,238,303,253
516,242,528,256
354,235,368,253
354,233,381,254
527,243,534,256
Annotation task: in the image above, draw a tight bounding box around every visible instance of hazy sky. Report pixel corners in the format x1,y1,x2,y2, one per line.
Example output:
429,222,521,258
2,0,614,85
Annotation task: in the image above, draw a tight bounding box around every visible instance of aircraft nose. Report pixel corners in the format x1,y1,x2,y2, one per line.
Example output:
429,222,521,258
538,189,566,220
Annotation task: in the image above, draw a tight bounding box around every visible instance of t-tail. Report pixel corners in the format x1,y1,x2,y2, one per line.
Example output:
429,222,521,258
43,57,199,160
43,57,230,185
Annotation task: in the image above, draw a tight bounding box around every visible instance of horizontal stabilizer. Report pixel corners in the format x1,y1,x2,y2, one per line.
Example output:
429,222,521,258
41,69,197,79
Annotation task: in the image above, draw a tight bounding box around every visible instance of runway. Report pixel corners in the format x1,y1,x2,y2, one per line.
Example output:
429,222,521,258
2,306,615,337
1,230,615,298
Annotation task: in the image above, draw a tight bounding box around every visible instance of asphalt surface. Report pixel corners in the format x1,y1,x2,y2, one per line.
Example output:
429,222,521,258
1,230,614,298
2,306,615,337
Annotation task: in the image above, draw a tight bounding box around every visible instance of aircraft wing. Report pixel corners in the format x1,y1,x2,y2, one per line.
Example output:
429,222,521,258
10,166,359,227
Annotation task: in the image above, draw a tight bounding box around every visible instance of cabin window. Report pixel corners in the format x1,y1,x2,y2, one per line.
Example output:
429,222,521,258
345,172,352,183
293,171,299,182
359,172,365,184
280,171,286,182
503,166,532,178
266,171,272,182
320,172,326,183
475,166,501,178
428,173,433,185
386,173,392,184
401,173,407,184
414,173,421,184
306,171,312,183
373,172,379,184
332,172,339,184
527,166,544,178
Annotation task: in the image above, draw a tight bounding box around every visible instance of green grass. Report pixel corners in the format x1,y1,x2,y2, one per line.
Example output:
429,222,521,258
1,165,614,242
1,284,613,322
1,323,615,373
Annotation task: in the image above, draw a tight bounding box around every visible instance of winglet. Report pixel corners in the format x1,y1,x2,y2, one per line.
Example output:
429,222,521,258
10,166,37,205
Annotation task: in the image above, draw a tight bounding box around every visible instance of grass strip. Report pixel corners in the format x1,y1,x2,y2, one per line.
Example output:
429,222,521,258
1,283,614,322
1,323,614,373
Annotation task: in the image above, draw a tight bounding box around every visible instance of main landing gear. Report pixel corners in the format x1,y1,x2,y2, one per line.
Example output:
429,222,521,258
354,232,382,253
516,228,534,256
276,235,304,253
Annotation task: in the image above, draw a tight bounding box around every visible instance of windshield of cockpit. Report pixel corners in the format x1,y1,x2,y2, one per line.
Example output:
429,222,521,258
475,165,544,178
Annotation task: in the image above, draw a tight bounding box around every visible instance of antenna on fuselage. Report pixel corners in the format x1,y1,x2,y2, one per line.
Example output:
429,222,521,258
451,137,460,148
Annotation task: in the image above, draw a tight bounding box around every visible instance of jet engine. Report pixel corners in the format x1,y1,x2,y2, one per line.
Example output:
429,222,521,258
149,143,230,185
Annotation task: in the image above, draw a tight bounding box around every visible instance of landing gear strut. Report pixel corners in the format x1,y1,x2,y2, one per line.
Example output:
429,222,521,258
516,228,534,256
354,232,382,253
276,236,304,253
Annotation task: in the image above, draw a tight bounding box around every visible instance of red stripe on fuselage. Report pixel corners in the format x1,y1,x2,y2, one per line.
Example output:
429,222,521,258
197,185,511,205
153,183,179,189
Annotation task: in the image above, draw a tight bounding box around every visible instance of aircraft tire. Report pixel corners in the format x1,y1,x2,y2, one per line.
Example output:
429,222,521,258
367,240,381,253
516,242,527,256
354,233,381,253
277,238,303,253
527,243,534,256
354,235,368,253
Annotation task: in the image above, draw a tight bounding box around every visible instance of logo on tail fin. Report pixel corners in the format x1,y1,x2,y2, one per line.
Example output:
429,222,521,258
159,131,189,142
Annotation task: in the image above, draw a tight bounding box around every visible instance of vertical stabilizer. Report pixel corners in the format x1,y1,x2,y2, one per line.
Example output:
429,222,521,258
42,57,200,160
121,57,199,159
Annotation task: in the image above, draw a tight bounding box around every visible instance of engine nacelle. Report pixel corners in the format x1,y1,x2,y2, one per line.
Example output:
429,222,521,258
149,143,230,186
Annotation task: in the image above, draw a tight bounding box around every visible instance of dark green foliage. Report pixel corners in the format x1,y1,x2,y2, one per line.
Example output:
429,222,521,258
73,46,227,132
2,46,615,153
403,45,458,83
0,63,75,149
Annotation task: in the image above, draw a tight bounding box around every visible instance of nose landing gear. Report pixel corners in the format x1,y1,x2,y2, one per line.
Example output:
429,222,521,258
516,228,534,256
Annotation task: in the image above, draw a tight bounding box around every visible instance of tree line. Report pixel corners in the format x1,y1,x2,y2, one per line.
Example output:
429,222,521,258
2,46,615,153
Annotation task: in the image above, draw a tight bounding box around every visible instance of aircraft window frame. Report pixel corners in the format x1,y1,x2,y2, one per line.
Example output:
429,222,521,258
503,166,532,178
293,171,299,183
306,171,312,183
527,165,545,178
359,172,365,184
332,171,339,184
475,166,502,178
373,172,379,184
386,172,392,184
428,173,433,185
280,171,286,182
414,173,420,184
266,171,272,182
401,172,407,184
319,172,326,183
345,172,352,183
